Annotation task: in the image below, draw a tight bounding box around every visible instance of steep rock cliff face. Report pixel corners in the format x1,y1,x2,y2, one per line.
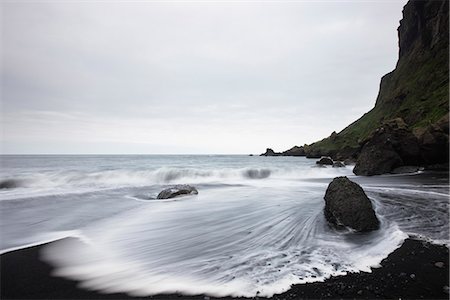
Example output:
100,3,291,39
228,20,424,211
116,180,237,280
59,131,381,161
304,0,449,164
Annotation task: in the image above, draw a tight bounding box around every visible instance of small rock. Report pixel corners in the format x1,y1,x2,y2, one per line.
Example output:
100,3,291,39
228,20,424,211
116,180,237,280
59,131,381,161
204,296,210,300
0,179,22,189
316,156,334,165
400,272,407,277
157,185,198,199
357,290,363,295
410,274,416,279
435,261,445,268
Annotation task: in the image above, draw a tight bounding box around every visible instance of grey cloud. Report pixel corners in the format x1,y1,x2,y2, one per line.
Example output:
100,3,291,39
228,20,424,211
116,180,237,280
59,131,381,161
1,0,407,154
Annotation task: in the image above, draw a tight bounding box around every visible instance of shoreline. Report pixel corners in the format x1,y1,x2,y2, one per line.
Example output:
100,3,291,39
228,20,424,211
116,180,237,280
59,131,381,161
1,237,448,300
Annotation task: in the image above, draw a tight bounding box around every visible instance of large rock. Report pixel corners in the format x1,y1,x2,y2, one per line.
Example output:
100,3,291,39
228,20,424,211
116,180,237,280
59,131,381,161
324,177,380,232
157,185,198,199
353,118,421,175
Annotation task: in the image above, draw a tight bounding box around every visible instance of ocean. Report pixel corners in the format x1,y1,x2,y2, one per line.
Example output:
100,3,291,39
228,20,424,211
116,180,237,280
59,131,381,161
0,155,448,297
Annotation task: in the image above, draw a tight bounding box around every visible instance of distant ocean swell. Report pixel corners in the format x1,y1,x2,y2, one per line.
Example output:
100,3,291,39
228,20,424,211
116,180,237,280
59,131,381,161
0,165,353,192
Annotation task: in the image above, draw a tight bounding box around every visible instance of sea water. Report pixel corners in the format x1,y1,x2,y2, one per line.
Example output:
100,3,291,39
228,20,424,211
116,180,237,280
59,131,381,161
0,155,448,297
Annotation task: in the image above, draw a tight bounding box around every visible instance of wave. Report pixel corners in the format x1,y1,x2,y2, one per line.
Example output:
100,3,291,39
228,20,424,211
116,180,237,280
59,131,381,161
40,190,407,298
0,166,353,194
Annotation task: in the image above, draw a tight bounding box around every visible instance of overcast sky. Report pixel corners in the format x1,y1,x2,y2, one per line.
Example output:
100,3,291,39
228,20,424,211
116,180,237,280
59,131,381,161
1,0,407,154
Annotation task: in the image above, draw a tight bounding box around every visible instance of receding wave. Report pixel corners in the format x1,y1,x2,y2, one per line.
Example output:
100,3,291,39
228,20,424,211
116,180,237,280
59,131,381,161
243,168,271,179
41,187,408,298
0,166,352,196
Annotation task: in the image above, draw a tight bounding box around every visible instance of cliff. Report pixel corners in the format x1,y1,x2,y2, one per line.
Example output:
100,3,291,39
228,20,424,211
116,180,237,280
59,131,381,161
266,0,449,171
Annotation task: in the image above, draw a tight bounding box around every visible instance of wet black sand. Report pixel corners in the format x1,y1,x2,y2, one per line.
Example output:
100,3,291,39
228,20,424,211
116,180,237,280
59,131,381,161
1,238,448,300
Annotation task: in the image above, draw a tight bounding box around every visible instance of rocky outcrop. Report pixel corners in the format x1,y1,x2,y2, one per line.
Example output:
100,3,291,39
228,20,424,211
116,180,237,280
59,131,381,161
324,177,380,232
353,118,422,176
260,146,306,156
276,0,448,171
260,148,281,156
316,156,333,165
157,185,198,199
282,146,305,156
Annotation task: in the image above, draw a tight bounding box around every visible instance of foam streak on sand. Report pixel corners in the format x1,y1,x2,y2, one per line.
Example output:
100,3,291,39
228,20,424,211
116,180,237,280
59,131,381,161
41,186,408,297
0,155,448,297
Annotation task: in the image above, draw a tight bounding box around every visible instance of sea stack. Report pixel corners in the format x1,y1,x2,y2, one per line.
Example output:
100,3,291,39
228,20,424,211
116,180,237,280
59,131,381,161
324,177,380,232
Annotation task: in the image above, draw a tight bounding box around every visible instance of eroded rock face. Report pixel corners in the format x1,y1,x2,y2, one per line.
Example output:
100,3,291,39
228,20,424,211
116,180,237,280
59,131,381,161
353,118,421,176
416,113,449,165
157,185,198,199
324,177,379,232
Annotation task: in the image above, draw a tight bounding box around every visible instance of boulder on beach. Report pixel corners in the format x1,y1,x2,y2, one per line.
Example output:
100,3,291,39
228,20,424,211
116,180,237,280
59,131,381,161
353,118,421,176
316,156,334,165
324,176,380,232
157,185,198,199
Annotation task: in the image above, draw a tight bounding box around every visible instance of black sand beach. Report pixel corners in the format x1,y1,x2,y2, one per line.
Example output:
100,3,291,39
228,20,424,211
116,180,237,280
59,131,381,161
1,237,448,300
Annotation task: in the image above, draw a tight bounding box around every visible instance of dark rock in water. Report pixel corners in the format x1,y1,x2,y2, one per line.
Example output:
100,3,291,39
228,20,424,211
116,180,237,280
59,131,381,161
0,179,21,189
324,177,380,232
260,148,281,156
353,118,421,176
391,166,420,174
316,156,333,165
157,185,198,199
249,154,254,156
332,161,345,168
244,169,271,179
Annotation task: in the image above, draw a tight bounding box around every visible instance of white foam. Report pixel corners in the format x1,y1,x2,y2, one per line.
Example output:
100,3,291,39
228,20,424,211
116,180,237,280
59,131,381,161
41,187,407,298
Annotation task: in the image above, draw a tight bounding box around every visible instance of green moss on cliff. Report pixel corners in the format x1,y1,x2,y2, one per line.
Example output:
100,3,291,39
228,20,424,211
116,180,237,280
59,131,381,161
305,0,449,158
